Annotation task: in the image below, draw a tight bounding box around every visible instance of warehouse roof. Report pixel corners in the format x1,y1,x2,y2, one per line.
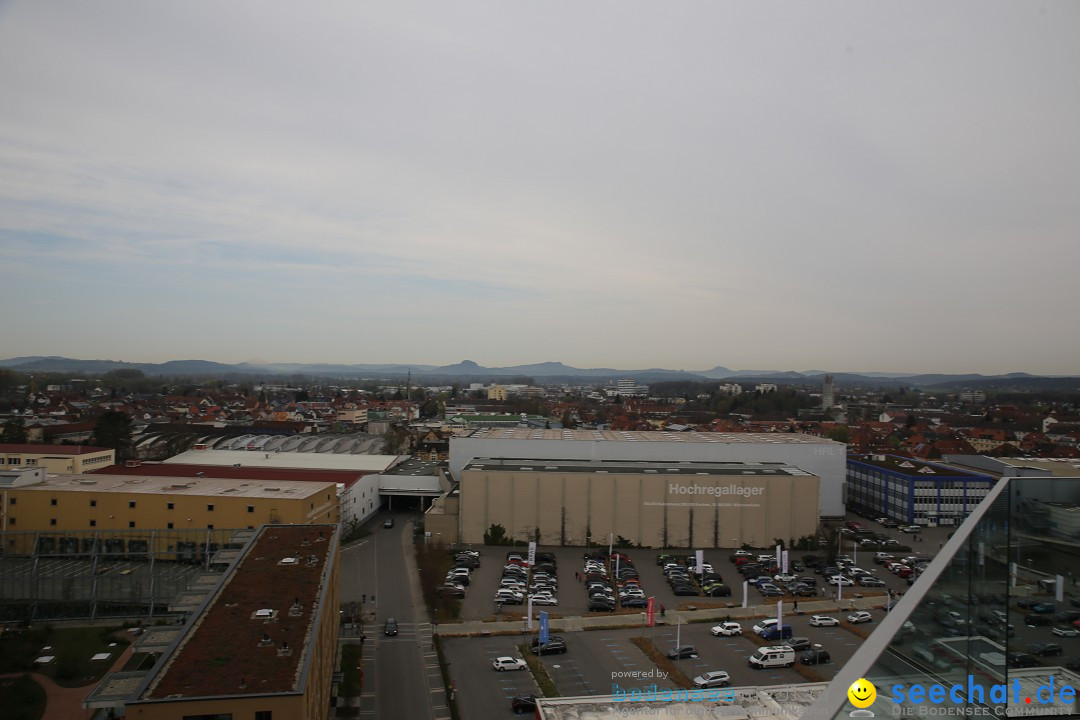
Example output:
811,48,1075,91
464,458,815,476
20,473,334,499
464,429,841,444
0,443,111,455
97,462,363,488
165,448,400,472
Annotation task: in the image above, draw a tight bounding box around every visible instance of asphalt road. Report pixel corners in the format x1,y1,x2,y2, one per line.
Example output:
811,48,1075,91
441,635,538,718
343,514,435,720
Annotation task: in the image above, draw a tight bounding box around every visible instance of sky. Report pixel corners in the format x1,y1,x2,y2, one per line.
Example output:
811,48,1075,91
1,2,1078,376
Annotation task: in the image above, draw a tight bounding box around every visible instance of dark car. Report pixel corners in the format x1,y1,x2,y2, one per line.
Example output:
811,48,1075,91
588,599,616,612
621,596,648,608
384,618,398,636
1029,643,1063,657
704,584,732,597
1025,614,1053,627
791,584,817,597
436,584,465,598
672,585,699,596
531,637,568,655
788,636,811,652
801,649,831,665
1031,603,1056,614
512,695,538,714
666,645,698,660
1007,652,1041,668
383,517,394,528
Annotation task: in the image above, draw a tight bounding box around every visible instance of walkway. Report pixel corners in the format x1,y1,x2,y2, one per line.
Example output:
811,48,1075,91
1,638,134,720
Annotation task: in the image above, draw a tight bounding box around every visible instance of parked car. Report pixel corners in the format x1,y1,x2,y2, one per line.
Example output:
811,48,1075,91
1029,642,1064,657
711,622,742,636
801,649,831,665
787,636,811,651
589,599,616,612
900,525,922,533
848,611,873,624
1026,614,1053,627
512,695,538,714
1007,653,1040,668
1031,603,1057,614
667,645,699,660
809,615,840,627
692,670,731,688
1052,626,1080,638
493,656,528,671
531,637,567,655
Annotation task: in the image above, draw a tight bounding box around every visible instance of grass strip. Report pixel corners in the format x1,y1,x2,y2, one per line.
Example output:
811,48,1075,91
517,643,560,697
629,637,693,689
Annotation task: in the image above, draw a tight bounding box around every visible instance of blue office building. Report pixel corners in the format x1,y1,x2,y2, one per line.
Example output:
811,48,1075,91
846,454,995,526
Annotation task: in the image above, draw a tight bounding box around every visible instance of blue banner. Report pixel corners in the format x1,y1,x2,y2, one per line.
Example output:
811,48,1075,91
539,611,549,644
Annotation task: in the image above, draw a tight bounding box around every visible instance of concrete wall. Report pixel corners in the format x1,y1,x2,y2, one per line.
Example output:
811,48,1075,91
458,469,819,548
450,435,845,516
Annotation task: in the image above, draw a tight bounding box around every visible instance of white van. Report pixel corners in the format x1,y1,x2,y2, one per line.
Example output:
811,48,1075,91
748,645,795,669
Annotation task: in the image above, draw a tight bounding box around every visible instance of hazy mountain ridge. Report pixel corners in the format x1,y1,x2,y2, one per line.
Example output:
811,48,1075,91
0,356,1074,387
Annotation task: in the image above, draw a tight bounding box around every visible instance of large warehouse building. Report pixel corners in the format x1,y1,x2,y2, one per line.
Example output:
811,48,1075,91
448,429,845,516
441,458,820,548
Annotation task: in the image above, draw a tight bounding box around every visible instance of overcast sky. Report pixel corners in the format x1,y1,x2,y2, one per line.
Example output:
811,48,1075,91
2,2,1078,375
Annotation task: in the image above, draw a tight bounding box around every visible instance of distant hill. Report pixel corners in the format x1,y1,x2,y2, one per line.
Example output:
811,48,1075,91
0,356,1074,387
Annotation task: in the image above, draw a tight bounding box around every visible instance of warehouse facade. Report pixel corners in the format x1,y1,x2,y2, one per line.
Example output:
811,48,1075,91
450,458,820,548
449,429,845,517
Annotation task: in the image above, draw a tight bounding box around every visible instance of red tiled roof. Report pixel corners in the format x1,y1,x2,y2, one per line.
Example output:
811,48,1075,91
95,462,364,487
0,443,110,455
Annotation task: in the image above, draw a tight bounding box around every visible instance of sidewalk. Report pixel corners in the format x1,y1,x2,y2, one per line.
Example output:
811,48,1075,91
433,595,889,636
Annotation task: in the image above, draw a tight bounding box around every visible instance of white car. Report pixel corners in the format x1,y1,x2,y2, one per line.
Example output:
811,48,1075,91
827,575,854,586
711,622,743,636
529,594,558,606
752,619,779,634
773,573,796,583
900,525,922,534
492,656,528,671
692,670,731,688
1052,626,1080,637
848,611,873,624
809,615,840,627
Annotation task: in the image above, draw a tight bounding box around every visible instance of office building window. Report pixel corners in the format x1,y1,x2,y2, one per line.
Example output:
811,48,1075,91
167,502,174,510
7,517,13,525
129,501,136,508
255,712,273,720
8,497,14,505
90,519,96,527
51,498,57,506
90,499,97,507
247,506,255,513
207,524,214,530
167,522,173,529
129,521,136,528
207,504,214,512
50,518,57,526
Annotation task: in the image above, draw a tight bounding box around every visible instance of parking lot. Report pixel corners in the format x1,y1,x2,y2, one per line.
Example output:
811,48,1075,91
439,605,886,715
451,541,915,623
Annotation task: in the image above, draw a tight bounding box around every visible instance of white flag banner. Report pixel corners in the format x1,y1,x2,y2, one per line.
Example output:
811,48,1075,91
781,550,789,575
528,541,537,567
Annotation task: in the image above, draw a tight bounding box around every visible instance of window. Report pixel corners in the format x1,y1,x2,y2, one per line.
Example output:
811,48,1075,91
181,714,233,720
247,506,255,513
8,497,14,505
129,501,136,509
50,498,58,506
167,502,174,510
167,522,173,529
129,521,136,528
50,518,57,526
8,517,14,525
255,712,273,720
90,519,96,527
207,504,214,512
90,499,97,507
207,524,214,530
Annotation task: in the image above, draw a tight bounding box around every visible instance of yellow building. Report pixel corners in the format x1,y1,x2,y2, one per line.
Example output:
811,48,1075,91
101,524,341,720
2,472,338,550
0,443,115,473
487,385,508,401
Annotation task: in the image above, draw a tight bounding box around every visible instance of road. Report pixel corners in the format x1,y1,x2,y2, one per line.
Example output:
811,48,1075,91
342,515,439,720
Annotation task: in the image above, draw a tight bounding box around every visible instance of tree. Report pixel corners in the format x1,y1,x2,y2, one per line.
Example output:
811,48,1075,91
826,426,852,444
381,427,409,455
1,416,28,443
92,410,134,460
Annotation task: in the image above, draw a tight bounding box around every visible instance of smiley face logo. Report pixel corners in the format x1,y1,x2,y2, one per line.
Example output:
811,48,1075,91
848,678,876,709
